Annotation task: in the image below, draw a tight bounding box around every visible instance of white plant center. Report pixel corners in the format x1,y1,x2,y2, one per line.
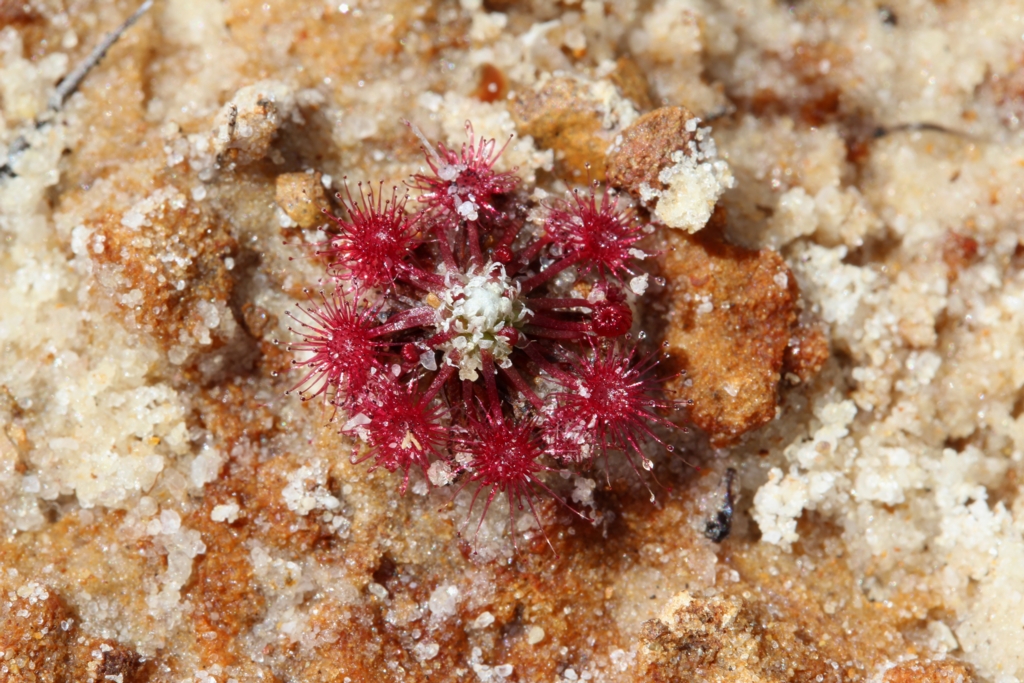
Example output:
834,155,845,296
435,263,529,381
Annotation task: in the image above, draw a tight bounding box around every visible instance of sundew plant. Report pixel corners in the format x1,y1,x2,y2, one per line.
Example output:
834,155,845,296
288,123,688,540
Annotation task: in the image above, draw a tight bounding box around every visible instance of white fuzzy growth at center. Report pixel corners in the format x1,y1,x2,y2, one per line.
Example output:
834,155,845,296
435,263,528,381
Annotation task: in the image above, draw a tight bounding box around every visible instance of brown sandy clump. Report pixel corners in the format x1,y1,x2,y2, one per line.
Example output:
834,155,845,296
87,167,240,355
0,580,142,683
634,531,979,683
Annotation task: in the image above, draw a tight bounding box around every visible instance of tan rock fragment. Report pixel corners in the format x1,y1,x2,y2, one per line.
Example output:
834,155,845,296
608,106,733,233
663,217,820,445
608,56,655,112
276,171,330,228
510,76,637,180
211,80,297,166
606,106,697,196
511,77,608,180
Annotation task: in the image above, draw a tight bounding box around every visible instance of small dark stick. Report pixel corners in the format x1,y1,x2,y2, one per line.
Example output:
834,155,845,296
48,0,154,111
704,467,736,543
1,0,153,178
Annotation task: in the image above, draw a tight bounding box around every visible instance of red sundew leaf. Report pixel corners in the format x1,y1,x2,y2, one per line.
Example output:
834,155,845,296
454,412,569,548
320,182,421,289
408,121,519,224
346,375,449,494
286,288,383,404
546,341,681,480
544,185,645,282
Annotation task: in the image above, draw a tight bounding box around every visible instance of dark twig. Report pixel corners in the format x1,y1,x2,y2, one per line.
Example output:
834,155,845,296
704,467,737,543
48,0,154,112
1,0,153,178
